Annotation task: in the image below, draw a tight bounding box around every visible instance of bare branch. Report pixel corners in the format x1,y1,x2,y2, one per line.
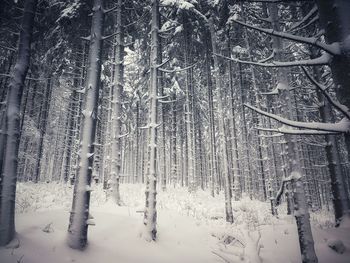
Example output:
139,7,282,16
102,31,121,41
103,5,118,14
80,35,91,41
0,73,11,78
0,44,16,52
155,58,170,69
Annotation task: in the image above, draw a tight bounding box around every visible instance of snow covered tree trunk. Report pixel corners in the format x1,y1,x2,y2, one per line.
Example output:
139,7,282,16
143,0,159,242
241,25,268,200
292,176,318,263
63,50,81,183
268,3,317,262
0,0,37,246
315,0,350,224
67,0,105,250
210,18,233,223
182,15,196,191
110,0,124,205
0,54,15,182
205,33,217,197
237,61,252,196
135,99,140,183
310,52,350,224
171,94,177,187
226,29,241,201
196,114,205,190
33,75,52,183
157,14,167,191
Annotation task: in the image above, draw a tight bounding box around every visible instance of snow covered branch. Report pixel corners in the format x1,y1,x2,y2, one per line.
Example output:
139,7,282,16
215,52,330,68
257,127,340,135
230,19,340,55
245,104,350,133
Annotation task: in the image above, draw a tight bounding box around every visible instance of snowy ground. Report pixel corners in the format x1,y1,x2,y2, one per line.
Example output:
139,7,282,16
0,183,349,263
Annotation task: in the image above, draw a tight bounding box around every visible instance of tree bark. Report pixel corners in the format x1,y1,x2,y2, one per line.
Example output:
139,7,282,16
210,17,234,223
268,3,317,262
315,0,350,224
67,0,105,249
110,0,124,205
0,0,38,246
143,0,159,242
34,75,52,183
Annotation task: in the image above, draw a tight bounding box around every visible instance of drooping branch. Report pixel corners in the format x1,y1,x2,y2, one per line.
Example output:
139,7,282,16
215,52,330,68
245,104,350,133
230,19,340,55
301,66,350,120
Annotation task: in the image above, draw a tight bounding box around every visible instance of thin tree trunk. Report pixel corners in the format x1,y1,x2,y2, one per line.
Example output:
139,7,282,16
205,34,217,197
171,94,177,187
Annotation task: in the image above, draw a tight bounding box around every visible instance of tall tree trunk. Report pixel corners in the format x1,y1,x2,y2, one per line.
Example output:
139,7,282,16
171,94,177,187
205,33,217,197
67,0,105,249
226,29,241,201
143,0,159,242
315,0,350,224
310,48,350,224
63,52,81,183
209,17,233,223
34,75,52,183
268,3,317,262
0,0,38,246
110,0,124,205
182,16,196,191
